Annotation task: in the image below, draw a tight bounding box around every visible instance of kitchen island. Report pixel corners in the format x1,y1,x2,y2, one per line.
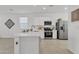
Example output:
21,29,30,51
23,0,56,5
0,32,41,54
14,33,41,54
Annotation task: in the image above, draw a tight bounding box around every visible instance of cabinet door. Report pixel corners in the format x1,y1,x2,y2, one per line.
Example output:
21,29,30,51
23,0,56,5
0,38,14,54
19,36,40,54
14,38,19,54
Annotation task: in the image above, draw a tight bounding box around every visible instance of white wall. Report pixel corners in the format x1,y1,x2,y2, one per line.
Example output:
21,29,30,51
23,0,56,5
0,14,19,37
68,6,79,53
0,12,68,39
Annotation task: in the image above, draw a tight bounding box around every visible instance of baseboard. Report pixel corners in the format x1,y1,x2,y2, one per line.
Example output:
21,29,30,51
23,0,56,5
67,49,74,54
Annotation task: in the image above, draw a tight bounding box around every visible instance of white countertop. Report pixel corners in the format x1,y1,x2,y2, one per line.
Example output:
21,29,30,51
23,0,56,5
0,32,44,38
17,32,41,37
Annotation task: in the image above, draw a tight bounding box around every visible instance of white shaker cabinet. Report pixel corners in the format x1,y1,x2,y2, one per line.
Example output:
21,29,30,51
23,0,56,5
15,36,40,54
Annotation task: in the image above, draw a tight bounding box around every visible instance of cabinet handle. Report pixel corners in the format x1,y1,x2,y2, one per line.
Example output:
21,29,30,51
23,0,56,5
16,42,18,45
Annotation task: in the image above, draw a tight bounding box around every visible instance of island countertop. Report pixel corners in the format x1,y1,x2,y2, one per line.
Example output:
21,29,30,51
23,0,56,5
0,31,44,39
15,32,44,38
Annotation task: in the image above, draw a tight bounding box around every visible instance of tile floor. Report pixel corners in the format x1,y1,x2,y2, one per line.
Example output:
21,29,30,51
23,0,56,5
40,39,73,54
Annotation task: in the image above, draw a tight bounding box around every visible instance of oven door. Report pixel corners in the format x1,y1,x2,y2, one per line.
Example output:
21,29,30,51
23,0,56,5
44,32,52,38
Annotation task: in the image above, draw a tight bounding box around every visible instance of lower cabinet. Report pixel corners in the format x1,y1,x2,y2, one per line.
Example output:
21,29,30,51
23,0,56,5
0,38,14,54
15,36,40,54
0,36,40,54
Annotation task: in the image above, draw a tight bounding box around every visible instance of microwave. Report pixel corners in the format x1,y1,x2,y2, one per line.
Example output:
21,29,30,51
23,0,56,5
44,21,52,25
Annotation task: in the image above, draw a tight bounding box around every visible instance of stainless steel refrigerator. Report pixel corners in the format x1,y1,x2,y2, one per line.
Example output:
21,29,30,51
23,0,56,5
56,19,68,40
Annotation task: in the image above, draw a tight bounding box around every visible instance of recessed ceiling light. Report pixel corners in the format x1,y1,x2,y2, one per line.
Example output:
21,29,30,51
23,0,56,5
64,7,68,10
43,7,46,10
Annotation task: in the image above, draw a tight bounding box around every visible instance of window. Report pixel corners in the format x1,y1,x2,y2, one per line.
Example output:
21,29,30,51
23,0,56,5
19,17,28,29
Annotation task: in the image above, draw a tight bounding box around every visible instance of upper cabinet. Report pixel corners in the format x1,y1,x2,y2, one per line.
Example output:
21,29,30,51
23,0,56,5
71,8,79,22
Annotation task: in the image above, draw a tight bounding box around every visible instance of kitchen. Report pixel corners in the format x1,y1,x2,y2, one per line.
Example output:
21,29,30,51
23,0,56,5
0,5,68,54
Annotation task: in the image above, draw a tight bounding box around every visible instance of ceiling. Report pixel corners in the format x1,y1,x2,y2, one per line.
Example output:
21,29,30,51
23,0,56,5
0,5,69,14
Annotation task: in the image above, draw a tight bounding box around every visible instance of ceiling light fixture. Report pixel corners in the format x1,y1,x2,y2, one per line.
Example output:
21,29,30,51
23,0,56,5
49,5,54,7
43,7,46,10
64,7,68,10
